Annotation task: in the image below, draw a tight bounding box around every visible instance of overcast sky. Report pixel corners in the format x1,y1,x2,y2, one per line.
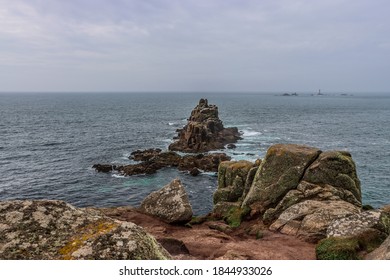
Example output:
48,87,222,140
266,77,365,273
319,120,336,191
1,0,389,93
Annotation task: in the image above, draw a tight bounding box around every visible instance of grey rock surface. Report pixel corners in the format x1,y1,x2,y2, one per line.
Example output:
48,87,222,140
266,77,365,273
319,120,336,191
0,200,170,260
140,179,193,224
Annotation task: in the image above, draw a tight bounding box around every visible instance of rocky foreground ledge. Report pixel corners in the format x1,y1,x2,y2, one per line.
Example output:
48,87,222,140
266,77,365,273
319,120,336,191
0,200,170,260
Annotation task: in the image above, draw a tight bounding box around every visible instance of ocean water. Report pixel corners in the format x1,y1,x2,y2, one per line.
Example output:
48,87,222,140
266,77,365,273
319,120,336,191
0,92,389,215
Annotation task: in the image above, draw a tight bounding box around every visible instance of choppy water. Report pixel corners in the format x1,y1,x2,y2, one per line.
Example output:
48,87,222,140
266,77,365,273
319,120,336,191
0,92,389,215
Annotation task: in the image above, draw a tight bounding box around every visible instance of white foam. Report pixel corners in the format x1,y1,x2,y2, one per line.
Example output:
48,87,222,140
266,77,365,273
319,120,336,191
112,174,125,178
201,172,218,177
242,129,262,137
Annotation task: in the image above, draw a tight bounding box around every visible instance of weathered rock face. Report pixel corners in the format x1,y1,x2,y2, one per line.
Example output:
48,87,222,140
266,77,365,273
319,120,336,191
140,179,193,224
215,144,363,242
242,144,322,214
327,209,390,238
269,200,360,242
0,200,170,260
93,150,230,176
302,150,361,203
169,99,241,153
213,161,256,212
265,149,362,241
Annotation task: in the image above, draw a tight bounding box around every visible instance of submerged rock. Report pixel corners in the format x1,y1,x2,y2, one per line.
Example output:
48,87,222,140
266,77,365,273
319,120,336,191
0,200,170,260
169,99,241,153
140,179,193,224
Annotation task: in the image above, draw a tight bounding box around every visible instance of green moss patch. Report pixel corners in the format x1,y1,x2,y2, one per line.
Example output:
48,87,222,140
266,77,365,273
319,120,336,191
224,206,250,228
316,230,387,260
316,237,360,260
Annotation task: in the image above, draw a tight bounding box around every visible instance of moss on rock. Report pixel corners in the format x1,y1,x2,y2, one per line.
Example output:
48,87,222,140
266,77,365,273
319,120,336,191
316,237,360,260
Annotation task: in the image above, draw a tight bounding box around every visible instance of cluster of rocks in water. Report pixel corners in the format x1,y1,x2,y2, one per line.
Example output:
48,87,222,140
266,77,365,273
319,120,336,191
93,99,240,177
1,99,390,260
93,149,230,177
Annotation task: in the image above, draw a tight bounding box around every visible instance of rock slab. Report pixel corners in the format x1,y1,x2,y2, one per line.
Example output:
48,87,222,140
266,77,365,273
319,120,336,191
0,200,170,260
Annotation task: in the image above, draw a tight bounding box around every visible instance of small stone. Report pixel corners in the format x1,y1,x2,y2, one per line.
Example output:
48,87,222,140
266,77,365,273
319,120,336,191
189,167,200,176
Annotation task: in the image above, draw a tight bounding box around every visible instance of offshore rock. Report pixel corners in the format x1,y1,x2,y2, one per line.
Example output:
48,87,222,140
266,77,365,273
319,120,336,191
169,99,241,153
93,150,230,176
140,179,193,224
92,164,116,173
130,148,162,161
0,200,170,260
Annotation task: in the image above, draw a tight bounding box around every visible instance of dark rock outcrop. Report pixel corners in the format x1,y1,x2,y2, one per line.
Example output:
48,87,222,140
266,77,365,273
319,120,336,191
92,164,116,173
130,148,162,161
93,149,230,176
139,179,193,224
0,200,170,260
168,99,241,153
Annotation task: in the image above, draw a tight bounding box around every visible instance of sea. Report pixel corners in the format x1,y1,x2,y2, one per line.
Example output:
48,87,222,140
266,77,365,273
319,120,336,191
0,92,389,215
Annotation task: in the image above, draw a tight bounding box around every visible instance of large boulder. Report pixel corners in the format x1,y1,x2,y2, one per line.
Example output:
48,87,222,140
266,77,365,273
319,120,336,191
169,99,241,153
242,144,321,214
0,200,170,260
224,144,363,242
140,179,193,224
269,200,360,242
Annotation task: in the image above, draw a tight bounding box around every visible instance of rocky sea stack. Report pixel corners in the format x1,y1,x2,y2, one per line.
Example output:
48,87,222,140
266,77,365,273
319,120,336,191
169,98,241,153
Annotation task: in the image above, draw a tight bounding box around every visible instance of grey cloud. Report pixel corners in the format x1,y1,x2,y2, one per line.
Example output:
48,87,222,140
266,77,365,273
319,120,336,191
0,0,389,92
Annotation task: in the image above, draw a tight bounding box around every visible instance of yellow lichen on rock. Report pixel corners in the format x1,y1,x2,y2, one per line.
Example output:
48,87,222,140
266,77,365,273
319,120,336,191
58,220,117,260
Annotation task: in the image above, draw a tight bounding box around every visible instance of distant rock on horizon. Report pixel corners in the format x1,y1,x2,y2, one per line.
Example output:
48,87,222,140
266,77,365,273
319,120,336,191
168,98,241,153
